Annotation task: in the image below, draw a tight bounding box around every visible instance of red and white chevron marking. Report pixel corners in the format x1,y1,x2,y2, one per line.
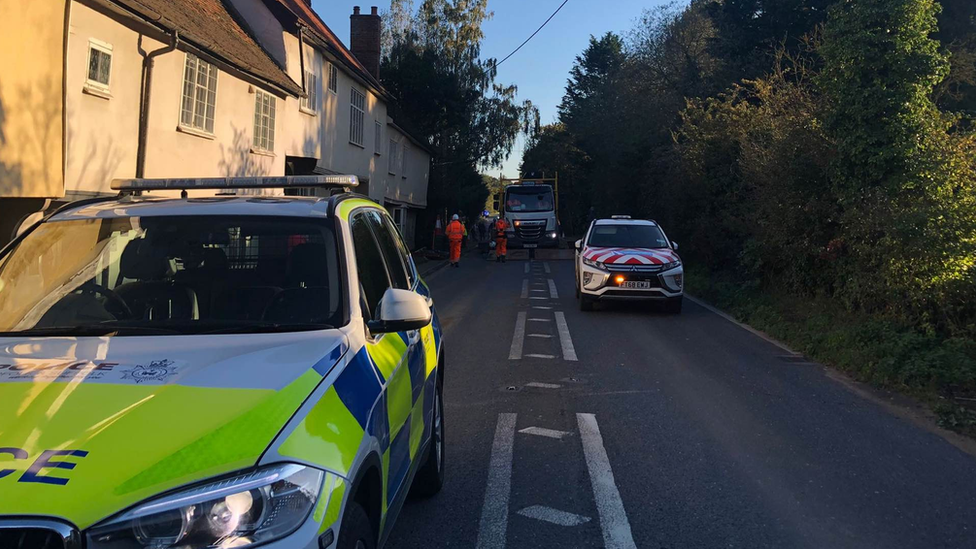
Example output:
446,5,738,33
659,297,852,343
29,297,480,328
582,247,679,265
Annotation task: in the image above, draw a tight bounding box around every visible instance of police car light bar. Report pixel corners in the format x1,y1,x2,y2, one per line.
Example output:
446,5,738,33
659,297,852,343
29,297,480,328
111,175,359,192
611,215,632,219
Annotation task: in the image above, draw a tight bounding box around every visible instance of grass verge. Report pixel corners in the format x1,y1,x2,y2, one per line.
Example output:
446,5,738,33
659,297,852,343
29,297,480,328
686,269,976,437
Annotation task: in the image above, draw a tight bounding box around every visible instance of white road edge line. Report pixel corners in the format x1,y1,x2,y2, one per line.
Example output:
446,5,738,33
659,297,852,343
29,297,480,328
509,312,526,360
684,294,798,355
517,505,591,527
554,312,578,361
544,262,551,274
577,413,637,549
520,279,529,299
476,413,518,549
548,278,559,299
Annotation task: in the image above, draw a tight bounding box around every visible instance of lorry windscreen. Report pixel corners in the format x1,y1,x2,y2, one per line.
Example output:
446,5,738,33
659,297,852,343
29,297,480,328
505,187,554,213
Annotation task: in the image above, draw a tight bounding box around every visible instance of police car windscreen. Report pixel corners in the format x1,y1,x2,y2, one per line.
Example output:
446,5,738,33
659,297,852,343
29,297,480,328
588,224,670,249
0,216,342,335
505,187,554,213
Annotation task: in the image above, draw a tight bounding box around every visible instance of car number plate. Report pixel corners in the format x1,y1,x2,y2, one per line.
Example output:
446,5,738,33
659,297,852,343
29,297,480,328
524,244,538,249
622,281,651,289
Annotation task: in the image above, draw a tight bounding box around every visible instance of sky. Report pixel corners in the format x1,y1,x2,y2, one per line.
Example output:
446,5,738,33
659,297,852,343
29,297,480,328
312,0,668,178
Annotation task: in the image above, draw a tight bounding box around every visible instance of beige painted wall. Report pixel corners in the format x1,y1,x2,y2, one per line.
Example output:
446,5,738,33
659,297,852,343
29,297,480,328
0,0,67,198
65,1,285,196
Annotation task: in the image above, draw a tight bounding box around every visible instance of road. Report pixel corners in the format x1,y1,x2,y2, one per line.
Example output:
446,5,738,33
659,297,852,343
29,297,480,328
389,255,976,549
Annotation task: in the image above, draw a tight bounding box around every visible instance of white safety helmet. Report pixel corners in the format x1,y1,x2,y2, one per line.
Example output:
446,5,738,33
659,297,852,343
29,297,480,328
452,214,459,221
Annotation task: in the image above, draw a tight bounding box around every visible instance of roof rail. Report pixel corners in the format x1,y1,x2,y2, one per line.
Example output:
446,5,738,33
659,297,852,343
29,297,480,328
112,175,359,196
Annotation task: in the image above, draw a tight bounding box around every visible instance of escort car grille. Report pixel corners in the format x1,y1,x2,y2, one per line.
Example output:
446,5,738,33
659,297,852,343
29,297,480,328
516,222,546,241
0,520,80,549
607,264,664,273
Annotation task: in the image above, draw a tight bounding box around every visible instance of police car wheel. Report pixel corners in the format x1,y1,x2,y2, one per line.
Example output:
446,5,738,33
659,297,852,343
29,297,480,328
410,376,445,497
336,502,375,549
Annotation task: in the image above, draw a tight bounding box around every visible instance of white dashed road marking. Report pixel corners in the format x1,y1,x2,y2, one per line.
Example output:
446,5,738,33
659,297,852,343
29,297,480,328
521,279,529,299
544,262,551,274
554,312,578,361
525,263,530,274
525,381,562,389
517,505,591,527
509,312,526,360
527,334,552,339
524,353,556,359
548,279,559,299
528,318,551,322
519,426,572,439
577,413,637,549
476,413,518,549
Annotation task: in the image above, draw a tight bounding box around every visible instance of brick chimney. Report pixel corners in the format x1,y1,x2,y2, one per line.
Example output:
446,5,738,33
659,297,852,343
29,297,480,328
350,6,381,80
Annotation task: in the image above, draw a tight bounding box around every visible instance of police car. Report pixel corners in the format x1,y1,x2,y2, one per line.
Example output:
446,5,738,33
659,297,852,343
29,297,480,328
0,176,444,549
575,216,684,313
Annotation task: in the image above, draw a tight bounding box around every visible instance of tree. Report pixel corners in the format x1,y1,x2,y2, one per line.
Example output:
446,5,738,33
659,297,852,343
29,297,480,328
382,0,538,235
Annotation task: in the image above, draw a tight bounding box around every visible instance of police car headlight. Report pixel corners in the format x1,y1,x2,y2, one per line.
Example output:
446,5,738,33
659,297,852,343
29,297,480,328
87,464,324,549
581,256,606,271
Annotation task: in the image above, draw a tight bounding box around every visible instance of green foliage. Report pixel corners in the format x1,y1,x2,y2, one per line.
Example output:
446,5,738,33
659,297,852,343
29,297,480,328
522,0,976,422
381,0,538,234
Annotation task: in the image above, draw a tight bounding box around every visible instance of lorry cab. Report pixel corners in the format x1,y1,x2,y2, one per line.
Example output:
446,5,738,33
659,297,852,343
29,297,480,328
502,183,559,249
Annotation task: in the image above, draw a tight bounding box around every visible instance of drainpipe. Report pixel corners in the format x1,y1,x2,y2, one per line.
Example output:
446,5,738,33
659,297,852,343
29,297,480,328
136,30,179,178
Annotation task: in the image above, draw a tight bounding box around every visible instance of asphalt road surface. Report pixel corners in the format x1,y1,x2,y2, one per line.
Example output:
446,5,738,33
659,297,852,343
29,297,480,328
388,255,976,549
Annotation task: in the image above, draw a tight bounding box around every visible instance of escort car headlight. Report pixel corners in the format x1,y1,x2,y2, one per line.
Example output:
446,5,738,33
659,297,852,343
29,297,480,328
660,260,682,271
87,464,323,549
581,256,607,271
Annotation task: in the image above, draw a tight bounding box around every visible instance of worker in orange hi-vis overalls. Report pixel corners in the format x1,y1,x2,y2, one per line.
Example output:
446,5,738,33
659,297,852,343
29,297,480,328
494,218,510,263
446,214,464,268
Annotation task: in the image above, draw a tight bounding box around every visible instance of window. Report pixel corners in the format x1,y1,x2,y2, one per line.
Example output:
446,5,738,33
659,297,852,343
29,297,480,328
587,224,670,249
388,139,398,174
328,63,338,94
401,143,408,177
86,40,112,90
253,89,276,152
180,54,218,134
301,70,317,113
0,216,342,333
392,207,405,229
374,121,382,155
366,211,410,290
351,212,391,319
350,88,365,147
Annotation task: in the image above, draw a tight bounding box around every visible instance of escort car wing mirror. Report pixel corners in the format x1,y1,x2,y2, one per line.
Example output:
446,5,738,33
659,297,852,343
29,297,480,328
672,241,679,251
367,288,432,334
575,239,583,251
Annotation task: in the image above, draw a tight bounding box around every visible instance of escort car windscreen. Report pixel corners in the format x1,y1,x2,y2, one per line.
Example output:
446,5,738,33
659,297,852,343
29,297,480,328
0,215,342,335
587,224,670,249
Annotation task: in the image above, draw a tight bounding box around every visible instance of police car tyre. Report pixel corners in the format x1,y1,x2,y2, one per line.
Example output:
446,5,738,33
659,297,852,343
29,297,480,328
410,372,445,497
336,502,376,549
579,294,595,312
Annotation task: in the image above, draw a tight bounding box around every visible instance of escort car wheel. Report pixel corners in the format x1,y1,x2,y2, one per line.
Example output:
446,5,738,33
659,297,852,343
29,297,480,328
580,294,595,312
411,374,445,497
665,297,683,314
336,502,375,549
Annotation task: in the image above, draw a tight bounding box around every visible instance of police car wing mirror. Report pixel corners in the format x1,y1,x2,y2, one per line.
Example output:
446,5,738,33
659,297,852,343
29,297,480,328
367,288,432,334
672,241,679,251
575,239,583,251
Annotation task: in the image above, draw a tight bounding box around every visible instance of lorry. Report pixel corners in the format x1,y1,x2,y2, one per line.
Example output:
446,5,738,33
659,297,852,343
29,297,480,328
499,176,560,249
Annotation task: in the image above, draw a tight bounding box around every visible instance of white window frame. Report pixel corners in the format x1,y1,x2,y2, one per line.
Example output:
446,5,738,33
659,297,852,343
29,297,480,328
392,207,405,230
374,121,382,155
350,88,366,147
388,138,398,175
179,53,218,135
300,70,317,114
252,89,276,153
401,143,408,179
85,39,113,93
328,63,338,94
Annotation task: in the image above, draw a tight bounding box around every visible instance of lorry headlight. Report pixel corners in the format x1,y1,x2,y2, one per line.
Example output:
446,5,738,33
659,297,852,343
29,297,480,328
87,464,324,549
549,232,558,239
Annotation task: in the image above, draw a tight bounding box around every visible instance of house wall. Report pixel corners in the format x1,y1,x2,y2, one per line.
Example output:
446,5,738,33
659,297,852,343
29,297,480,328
64,0,285,196
0,0,67,199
